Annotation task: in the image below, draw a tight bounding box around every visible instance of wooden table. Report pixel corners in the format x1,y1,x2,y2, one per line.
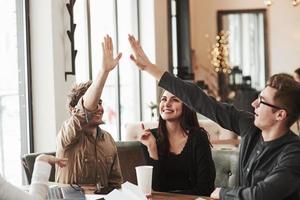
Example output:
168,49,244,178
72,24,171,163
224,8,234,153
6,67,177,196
81,185,214,200
150,191,213,200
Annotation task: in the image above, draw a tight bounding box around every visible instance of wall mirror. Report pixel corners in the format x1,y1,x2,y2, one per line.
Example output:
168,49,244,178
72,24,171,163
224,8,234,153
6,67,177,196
217,9,269,90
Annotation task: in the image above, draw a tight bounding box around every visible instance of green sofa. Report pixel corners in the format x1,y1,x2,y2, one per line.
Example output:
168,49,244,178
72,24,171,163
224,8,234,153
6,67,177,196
22,141,239,187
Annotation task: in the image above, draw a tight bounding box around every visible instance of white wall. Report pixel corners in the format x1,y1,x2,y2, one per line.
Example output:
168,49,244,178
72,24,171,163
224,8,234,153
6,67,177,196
30,0,73,152
190,0,300,84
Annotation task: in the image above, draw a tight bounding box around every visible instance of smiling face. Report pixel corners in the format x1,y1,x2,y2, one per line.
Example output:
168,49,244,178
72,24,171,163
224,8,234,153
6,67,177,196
251,86,285,130
159,91,183,122
87,100,104,126
70,99,104,128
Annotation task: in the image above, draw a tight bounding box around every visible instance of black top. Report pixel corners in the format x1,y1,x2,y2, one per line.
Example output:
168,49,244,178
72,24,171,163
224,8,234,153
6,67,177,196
143,128,216,196
162,143,189,191
159,72,300,200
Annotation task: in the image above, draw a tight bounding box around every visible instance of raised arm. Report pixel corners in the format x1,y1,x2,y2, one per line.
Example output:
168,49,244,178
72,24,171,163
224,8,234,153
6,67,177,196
83,35,122,110
128,34,253,135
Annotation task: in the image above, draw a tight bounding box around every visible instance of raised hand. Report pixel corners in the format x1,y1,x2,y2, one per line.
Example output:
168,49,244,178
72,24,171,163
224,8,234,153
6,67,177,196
83,35,121,111
139,123,158,160
128,34,152,70
102,35,122,72
140,131,156,148
128,34,165,80
36,154,68,168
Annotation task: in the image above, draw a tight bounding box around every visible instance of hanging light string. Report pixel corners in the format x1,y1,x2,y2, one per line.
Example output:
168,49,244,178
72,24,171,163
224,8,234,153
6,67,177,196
210,31,231,74
264,0,300,7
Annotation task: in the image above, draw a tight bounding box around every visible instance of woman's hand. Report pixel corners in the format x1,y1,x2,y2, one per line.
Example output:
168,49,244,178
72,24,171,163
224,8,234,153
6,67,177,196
140,131,156,148
102,35,122,73
36,154,67,168
139,123,158,160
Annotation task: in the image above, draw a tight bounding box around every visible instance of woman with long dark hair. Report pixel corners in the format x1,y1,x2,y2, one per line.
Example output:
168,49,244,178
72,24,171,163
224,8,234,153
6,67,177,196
140,90,215,196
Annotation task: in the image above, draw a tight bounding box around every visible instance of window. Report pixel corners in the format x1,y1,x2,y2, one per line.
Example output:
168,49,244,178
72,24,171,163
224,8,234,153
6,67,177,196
0,0,30,185
168,0,194,80
218,10,267,90
170,0,178,75
74,0,156,140
227,13,265,89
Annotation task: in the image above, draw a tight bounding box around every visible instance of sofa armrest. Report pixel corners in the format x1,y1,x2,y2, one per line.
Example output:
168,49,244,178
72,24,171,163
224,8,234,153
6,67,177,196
212,149,239,187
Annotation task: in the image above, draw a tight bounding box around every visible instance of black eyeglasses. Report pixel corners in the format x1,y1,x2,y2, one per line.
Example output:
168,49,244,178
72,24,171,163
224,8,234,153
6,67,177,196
258,95,284,110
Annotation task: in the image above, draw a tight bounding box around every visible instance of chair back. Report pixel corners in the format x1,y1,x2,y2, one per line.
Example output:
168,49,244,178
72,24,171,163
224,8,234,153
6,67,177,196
21,152,56,184
116,141,147,184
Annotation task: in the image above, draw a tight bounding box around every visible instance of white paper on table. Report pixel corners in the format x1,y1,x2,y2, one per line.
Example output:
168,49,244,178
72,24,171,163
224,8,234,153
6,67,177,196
105,189,131,200
85,194,106,200
121,181,147,200
195,197,206,200
104,181,147,200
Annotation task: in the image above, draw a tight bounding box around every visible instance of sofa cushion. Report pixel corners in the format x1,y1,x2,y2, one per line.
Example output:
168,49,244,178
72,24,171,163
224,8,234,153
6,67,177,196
212,149,239,187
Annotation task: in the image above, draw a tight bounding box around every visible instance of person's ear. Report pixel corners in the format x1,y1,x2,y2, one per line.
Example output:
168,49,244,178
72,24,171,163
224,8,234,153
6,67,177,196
276,109,288,121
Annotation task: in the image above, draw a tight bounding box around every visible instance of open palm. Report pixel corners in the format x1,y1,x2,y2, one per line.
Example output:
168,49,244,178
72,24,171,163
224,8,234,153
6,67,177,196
128,34,152,70
102,35,122,72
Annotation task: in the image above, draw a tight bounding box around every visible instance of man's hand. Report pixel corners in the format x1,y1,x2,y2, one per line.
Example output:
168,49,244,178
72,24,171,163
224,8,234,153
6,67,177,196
128,34,165,80
210,187,221,199
128,34,152,70
102,35,122,72
83,34,121,111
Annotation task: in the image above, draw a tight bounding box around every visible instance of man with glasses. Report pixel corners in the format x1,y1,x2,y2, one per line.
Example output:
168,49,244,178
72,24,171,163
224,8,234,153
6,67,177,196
56,35,123,193
128,35,300,200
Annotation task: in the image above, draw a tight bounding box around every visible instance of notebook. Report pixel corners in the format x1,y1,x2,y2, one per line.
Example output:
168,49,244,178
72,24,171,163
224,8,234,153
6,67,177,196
47,185,86,200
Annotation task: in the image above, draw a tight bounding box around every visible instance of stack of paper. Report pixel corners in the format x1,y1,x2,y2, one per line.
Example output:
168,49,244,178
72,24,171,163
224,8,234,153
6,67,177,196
105,182,147,200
